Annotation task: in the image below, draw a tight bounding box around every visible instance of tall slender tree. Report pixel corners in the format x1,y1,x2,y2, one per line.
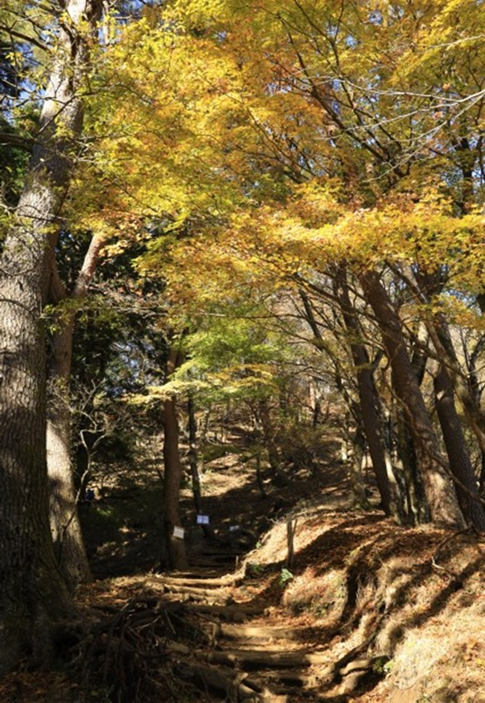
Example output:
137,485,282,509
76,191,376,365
162,343,189,571
47,235,105,587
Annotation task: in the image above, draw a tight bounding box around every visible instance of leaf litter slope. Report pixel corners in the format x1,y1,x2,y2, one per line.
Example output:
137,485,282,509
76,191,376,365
1,439,484,702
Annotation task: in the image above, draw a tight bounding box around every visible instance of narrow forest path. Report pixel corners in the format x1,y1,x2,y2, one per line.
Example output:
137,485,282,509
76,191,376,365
144,560,371,703
82,505,485,703
75,438,369,702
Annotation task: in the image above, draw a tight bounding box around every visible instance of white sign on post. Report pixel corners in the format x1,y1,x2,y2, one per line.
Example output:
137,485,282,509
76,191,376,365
197,515,210,525
173,526,185,540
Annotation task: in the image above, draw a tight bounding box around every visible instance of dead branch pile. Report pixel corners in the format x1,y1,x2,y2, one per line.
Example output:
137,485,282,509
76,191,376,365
79,596,209,702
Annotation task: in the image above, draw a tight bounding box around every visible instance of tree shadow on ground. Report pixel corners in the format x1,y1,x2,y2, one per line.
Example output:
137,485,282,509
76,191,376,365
237,520,485,701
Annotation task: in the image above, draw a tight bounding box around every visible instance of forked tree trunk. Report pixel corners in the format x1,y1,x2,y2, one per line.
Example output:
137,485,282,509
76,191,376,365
404,267,485,468
433,316,485,457
360,270,464,528
0,0,102,673
162,347,189,571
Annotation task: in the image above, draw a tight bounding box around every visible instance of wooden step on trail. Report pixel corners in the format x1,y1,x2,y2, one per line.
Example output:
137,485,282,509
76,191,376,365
153,573,242,588
189,602,266,622
141,563,375,701
205,647,335,671
173,660,268,702
159,582,232,597
216,623,306,642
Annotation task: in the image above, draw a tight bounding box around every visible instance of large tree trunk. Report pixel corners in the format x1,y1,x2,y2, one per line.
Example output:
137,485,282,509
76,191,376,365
360,270,465,528
0,0,102,673
433,316,485,456
162,347,189,571
0,273,72,673
434,366,485,531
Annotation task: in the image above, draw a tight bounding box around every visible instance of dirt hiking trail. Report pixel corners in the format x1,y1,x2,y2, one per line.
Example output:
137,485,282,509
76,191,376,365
1,442,484,702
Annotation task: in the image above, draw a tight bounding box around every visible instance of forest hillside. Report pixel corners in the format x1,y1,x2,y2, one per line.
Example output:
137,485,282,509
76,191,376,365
0,0,484,700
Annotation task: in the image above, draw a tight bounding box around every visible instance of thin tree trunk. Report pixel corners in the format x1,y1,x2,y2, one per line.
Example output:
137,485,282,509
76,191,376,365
162,347,189,571
47,317,92,587
254,452,268,499
188,394,202,513
480,456,485,497
0,0,102,673
360,270,464,528
258,399,281,479
349,423,371,509
330,276,402,519
46,238,103,587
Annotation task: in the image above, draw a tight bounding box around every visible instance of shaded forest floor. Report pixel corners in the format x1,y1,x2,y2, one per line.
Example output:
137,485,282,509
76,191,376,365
2,435,485,702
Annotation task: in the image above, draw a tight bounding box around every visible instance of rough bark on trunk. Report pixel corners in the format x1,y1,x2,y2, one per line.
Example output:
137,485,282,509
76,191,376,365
162,347,189,571
0,0,103,672
360,270,464,528
434,366,485,531
0,275,72,672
